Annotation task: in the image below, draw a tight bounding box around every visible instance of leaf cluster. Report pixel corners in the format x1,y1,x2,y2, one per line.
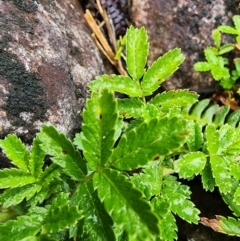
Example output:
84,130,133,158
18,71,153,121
194,15,240,90
1,25,240,240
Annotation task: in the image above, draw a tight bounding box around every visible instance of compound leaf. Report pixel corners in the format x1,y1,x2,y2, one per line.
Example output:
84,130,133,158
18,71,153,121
71,181,115,241
93,168,160,238
175,152,206,179
88,75,142,97
0,134,29,171
126,25,149,80
38,125,86,181
141,48,184,96
111,117,188,170
82,89,118,170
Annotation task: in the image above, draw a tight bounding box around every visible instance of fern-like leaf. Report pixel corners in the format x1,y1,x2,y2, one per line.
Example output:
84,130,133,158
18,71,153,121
81,89,118,170
93,168,160,238
141,48,184,96
88,75,142,97
38,125,86,180
111,117,188,170
0,134,29,170
126,26,149,80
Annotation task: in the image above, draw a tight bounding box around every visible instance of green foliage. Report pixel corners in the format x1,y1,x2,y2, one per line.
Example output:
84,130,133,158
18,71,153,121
1,25,240,241
194,15,240,90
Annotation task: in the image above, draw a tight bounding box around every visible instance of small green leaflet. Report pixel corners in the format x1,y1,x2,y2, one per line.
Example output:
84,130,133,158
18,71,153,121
186,121,203,151
111,117,188,170
210,155,232,194
0,134,29,171
70,182,115,241
194,61,211,72
93,168,160,238
218,25,239,35
38,125,86,180
131,162,163,200
141,48,185,96
0,168,36,189
201,160,215,192
81,89,118,170
152,197,178,241
162,176,200,224
117,98,144,118
126,25,149,80
175,152,206,179
0,215,43,241
29,137,45,178
149,90,198,109
88,75,142,97
0,183,42,208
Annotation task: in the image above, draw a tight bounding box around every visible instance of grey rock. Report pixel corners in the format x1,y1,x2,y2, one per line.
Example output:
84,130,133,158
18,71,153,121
0,0,105,145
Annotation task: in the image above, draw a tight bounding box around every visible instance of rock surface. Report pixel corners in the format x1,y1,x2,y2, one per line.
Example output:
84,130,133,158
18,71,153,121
131,0,240,92
0,0,105,147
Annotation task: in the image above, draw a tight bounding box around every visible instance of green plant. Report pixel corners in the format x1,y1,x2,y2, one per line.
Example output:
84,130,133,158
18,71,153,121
194,15,240,90
1,26,240,240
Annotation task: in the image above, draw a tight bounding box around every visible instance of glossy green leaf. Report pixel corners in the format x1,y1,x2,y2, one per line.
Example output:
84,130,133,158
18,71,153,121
82,89,117,170
44,205,83,233
0,134,29,170
38,163,61,184
186,121,203,151
141,48,184,96
230,163,240,179
0,168,36,188
142,103,160,122
218,25,239,34
233,186,240,205
29,137,45,178
71,181,115,241
162,176,200,224
126,25,149,80
212,29,221,48
175,152,206,178
218,216,240,236
131,162,163,200
190,99,210,120
88,75,142,97
117,98,144,118
233,15,240,31
201,159,215,192
38,125,86,180
219,44,235,55
93,168,160,238
111,117,188,170
149,90,198,108
194,61,211,71
0,183,42,207
201,104,219,124
213,105,230,126
0,215,43,241
210,155,232,194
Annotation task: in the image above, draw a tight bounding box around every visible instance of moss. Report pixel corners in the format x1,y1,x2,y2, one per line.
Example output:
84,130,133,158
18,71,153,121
0,49,48,126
